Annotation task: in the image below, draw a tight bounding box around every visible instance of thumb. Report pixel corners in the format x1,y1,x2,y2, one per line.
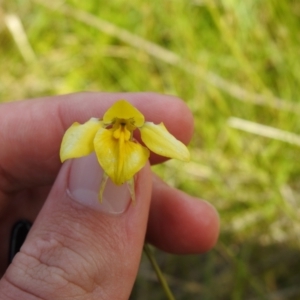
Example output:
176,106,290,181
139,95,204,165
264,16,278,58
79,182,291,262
0,153,152,300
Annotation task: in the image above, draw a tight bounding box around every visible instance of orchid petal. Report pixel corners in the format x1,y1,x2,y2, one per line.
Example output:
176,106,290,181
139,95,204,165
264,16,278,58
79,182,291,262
94,128,150,185
103,100,144,127
140,122,190,161
60,118,102,162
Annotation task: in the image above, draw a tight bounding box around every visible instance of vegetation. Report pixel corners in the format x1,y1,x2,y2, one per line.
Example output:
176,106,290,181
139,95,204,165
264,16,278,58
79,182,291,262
1,0,300,299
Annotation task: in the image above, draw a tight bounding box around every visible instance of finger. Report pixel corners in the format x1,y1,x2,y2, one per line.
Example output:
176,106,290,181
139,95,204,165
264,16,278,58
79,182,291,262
0,92,193,193
146,174,220,254
0,154,152,300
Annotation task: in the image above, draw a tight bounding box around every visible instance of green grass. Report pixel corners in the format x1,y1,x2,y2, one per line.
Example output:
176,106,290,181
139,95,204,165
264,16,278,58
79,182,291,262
1,0,300,299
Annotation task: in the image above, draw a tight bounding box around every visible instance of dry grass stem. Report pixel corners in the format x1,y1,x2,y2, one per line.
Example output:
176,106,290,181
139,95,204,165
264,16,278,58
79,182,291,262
228,117,300,147
4,13,37,64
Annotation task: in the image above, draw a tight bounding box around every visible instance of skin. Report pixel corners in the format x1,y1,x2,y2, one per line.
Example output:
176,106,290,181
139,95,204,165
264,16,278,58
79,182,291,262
0,92,219,300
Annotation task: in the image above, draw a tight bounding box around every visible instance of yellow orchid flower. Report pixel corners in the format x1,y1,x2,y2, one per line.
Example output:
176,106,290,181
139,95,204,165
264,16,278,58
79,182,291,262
60,100,190,202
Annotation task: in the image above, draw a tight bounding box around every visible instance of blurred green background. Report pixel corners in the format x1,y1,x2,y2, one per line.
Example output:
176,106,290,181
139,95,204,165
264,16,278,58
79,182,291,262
1,0,300,299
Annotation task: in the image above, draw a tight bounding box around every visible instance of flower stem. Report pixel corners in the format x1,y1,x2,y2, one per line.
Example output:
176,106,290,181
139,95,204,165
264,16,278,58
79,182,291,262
143,243,176,300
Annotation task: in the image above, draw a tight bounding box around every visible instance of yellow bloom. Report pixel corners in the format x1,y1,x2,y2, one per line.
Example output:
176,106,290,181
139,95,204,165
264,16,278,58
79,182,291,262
60,100,190,202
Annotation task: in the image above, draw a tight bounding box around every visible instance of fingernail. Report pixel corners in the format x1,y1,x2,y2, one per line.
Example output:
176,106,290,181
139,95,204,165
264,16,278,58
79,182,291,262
67,153,131,214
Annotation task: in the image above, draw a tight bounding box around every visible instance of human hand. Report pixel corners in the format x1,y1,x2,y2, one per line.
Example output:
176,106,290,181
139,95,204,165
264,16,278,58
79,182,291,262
0,92,219,299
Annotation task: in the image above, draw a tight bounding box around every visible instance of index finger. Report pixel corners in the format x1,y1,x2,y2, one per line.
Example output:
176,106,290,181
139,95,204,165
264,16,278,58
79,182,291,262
0,92,193,193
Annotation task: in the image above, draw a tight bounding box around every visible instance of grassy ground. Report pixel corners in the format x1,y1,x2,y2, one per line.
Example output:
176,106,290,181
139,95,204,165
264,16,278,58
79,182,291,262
1,0,300,299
